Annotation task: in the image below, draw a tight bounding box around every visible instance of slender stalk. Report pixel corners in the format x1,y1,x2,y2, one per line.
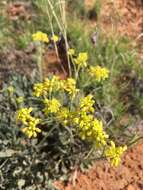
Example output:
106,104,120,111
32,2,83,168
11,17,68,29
37,125,57,148
59,0,72,77
42,0,67,76
47,0,63,31
37,43,43,81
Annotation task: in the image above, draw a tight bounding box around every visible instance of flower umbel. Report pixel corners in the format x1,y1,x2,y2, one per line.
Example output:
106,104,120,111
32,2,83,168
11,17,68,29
51,35,59,42
32,31,49,43
90,66,109,82
16,108,41,138
33,83,44,97
79,94,95,113
33,76,62,97
68,48,75,56
73,111,108,147
56,107,71,126
16,108,33,125
74,52,88,67
43,98,61,114
62,78,79,98
105,141,127,167
22,117,41,138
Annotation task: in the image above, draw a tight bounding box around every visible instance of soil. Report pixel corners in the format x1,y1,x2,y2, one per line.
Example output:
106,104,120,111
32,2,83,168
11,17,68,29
54,140,143,190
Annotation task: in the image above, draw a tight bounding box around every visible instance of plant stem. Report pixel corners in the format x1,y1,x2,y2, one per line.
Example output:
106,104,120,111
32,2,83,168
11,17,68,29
37,125,57,148
59,0,72,77
43,0,67,76
38,43,43,81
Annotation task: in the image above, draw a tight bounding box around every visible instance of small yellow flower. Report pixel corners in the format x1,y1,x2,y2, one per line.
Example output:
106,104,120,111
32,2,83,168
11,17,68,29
92,119,108,147
16,107,41,138
45,75,62,92
32,31,49,43
43,98,61,114
43,76,62,93
33,76,62,97
73,109,108,147
16,107,33,125
74,52,88,67
62,78,79,98
90,66,109,82
16,96,24,104
105,141,127,167
22,117,41,138
57,107,71,126
33,83,44,97
68,48,75,56
79,94,95,113
51,35,59,42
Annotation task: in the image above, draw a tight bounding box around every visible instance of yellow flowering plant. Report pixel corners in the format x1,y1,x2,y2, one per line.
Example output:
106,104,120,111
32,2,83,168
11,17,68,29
32,31,49,43
0,0,142,186
13,31,129,180
15,68,127,169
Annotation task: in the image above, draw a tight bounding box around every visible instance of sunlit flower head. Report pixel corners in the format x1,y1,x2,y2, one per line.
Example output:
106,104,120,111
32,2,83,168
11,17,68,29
74,52,88,67
68,48,75,56
16,107,33,125
33,83,45,97
62,78,79,98
51,34,59,42
17,107,41,138
90,66,109,82
79,94,95,113
105,141,127,167
43,98,61,114
22,117,41,138
32,31,49,43
57,107,71,126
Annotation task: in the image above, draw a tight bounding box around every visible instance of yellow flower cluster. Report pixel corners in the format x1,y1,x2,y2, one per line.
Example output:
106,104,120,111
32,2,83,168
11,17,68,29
90,66,109,82
62,78,79,98
33,76,78,98
16,108,41,138
32,31,49,43
73,112,108,147
68,48,75,56
33,76,62,97
71,95,108,146
105,141,127,167
33,83,45,97
44,76,62,93
43,98,61,115
51,35,59,42
56,107,71,126
79,95,95,113
74,52,88,67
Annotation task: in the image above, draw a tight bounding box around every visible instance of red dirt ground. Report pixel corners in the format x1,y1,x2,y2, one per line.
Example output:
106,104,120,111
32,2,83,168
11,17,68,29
55,139,143,190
